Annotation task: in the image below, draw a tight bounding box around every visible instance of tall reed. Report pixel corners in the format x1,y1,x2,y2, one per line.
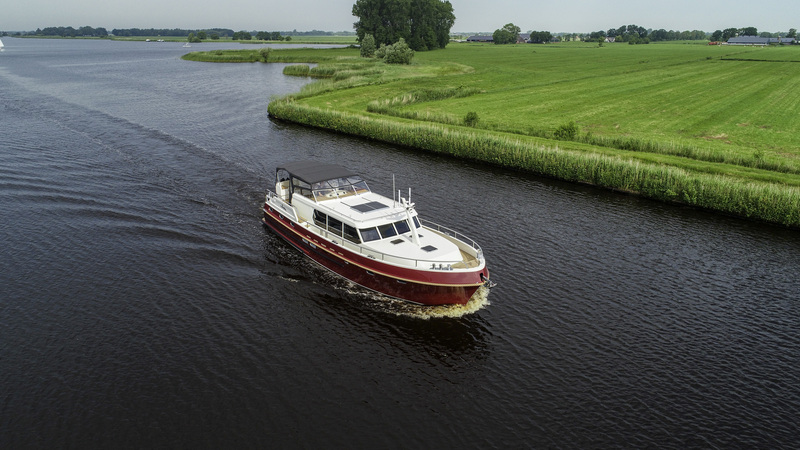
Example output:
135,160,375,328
283,64,310,77
268,99,800,228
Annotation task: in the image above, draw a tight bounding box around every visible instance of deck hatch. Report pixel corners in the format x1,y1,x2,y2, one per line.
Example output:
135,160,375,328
391,239,404,245
350,201,388,213
421,245,437,252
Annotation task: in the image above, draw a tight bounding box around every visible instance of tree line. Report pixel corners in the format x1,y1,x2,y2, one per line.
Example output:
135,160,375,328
232,31,289,41
111,28,235,38
710,27,797,41
587,25,797,43
35,26,108,37
588,25,707,43
23,26,335,41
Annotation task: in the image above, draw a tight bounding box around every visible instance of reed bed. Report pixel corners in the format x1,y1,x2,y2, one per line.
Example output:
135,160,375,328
268,99,800,227
182,50,262,63
283,64,310,77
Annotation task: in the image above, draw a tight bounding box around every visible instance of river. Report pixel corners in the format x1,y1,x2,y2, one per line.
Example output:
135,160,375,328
1,38,798,448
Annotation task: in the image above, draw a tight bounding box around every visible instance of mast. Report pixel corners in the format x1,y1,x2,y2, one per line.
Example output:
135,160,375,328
403,190,421,247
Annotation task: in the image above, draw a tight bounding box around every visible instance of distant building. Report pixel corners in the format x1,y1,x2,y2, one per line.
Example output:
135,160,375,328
727,36,796,45
466,35,493,43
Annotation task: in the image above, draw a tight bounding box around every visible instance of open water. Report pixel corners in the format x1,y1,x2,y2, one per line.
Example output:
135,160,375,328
1,38,799,448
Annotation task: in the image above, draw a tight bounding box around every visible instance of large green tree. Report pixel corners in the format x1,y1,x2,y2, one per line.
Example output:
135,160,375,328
721,28,739,40
492,23,521,44
528,30,552,44
741,26,758,36
352,0,455,51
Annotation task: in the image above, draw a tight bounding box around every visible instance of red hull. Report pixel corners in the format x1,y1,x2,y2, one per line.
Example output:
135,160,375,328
262,205,488,305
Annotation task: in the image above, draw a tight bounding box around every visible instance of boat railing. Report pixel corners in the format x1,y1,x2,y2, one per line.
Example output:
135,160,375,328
266,190,483,269
306,217,483,270
419,218,484,256
265,191,299,223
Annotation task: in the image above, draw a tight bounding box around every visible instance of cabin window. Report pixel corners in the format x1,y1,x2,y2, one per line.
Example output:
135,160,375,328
309,176,372,201
343,224,360,243
313,210,327,228
394,220,411,234
350,179,370,194
413,216,421,229
328,217,343,236
378,223,397,239
360,227,380,242
293,178,313,199
312,181,335,201
329,177,349,188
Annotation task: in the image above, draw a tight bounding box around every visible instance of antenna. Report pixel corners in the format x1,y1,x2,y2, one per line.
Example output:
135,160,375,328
392,174,396,207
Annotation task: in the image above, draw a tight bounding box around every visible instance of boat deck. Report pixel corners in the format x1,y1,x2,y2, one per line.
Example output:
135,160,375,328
452,249,480,269
268,189,483,270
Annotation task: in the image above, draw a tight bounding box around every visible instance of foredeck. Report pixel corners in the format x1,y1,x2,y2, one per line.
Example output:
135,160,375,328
452,249,481,269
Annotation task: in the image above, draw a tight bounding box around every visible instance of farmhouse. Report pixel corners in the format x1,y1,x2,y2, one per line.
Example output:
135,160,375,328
466,35,493,43
727,36,796,45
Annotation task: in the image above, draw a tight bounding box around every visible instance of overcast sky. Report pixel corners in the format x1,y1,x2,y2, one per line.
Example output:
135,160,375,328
4,0,796,33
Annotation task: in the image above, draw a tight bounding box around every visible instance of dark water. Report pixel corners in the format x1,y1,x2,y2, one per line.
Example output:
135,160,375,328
2,38,799,448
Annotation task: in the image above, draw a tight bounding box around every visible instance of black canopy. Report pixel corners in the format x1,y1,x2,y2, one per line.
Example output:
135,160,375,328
278,161,358,184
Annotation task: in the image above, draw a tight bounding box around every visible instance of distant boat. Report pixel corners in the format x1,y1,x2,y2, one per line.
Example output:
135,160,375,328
0,38,5,50
182,43,191,48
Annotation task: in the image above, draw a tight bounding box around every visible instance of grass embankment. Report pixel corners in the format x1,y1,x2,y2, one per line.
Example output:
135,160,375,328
184,42,800,227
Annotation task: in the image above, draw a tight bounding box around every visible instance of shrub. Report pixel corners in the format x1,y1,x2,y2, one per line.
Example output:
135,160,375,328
360,34,376,58
375,44,387,59
380,38,415,65
464,111,480,127
259,47,271,62
554,121,579,140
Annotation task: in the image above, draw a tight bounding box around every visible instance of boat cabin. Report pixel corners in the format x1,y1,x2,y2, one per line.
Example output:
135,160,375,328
275,161,422,245
273,162,466,261
268,161,482,269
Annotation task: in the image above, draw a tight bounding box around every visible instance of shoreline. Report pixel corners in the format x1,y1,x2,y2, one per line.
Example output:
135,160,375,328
266,100,800,228
186,46,800,229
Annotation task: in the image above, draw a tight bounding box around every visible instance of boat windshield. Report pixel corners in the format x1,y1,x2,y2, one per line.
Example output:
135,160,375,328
312,176,370,202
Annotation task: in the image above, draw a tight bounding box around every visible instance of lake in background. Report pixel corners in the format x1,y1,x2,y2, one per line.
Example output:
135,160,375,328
1,38,798,448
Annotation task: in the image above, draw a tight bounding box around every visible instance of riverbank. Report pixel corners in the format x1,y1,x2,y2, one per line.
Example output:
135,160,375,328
184,43,800,228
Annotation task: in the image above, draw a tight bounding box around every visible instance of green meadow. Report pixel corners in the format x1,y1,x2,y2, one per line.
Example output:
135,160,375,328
184,42,800,227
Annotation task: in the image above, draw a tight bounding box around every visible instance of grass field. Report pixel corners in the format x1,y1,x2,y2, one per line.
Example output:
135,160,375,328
184,41,800,227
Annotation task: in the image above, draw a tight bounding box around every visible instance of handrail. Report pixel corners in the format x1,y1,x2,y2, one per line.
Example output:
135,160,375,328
419,218,483,255
265,191,299,222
